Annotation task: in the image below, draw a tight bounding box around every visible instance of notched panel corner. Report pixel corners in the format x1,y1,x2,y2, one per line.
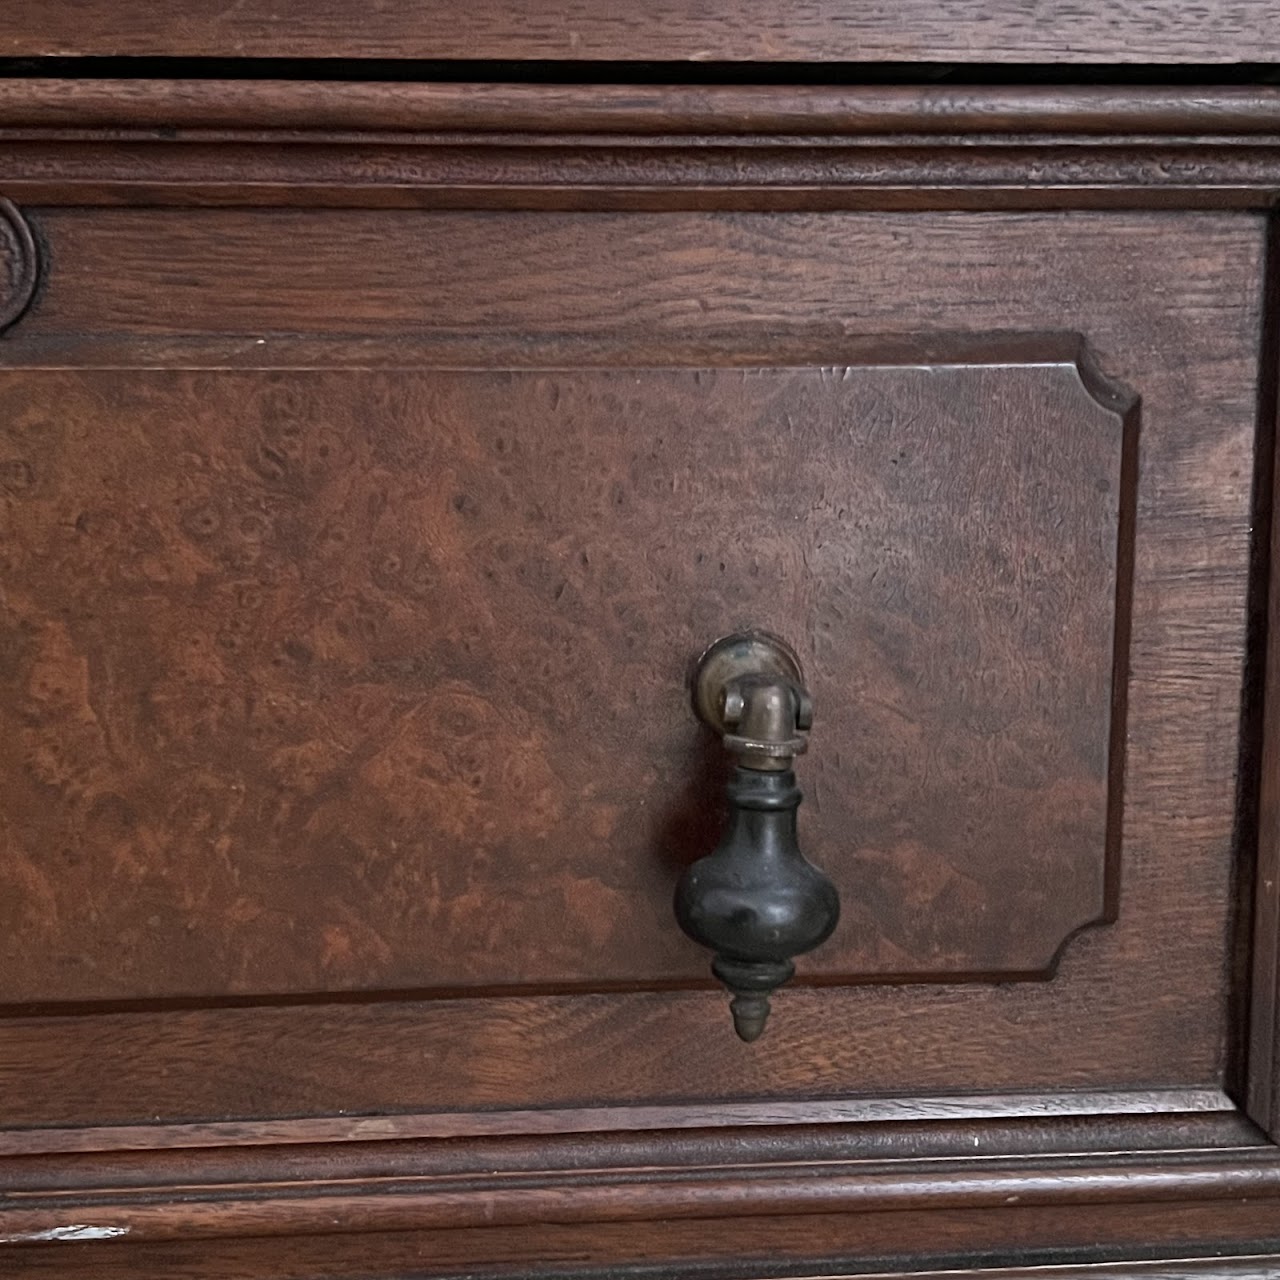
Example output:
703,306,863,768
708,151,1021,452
0,336,1138,1006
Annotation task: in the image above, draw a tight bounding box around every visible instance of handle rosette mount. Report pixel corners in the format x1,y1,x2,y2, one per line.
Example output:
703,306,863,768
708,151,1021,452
674,633,840,1041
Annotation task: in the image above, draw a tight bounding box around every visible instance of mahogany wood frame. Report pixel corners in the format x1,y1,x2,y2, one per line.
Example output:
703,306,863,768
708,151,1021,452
0,82,1278,210
0,0,1277,64
2,80,1280,1278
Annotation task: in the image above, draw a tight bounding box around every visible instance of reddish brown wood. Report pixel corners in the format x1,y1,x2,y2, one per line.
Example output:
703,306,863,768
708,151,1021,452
0,83,1278,215
0,0,1276,63
9,1203,1280,1279
4,82,1280,136
3,1103,1260,1271
0,353,1132,1003
3,82,1280,211
0,209,1258,1132
0,65,1275,1280
10,1153,1280,1245
7,148,1280,214
0,1107,1255,1180
0,1110,1270,1244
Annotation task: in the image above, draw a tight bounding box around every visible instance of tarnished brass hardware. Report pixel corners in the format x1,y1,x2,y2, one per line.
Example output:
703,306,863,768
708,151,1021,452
675,632,840,1042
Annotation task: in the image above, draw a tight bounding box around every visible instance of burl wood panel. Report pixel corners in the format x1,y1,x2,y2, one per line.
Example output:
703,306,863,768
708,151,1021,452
0,210,1257,1124
0,355,1132,1003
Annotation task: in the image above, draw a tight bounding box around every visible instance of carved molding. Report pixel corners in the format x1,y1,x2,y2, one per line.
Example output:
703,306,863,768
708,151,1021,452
3,82,1280,134
0,1104,1267,1245
1,84,1280,209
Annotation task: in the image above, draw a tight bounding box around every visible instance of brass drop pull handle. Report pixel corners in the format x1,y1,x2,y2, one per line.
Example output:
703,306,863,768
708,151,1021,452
675,634,840,1041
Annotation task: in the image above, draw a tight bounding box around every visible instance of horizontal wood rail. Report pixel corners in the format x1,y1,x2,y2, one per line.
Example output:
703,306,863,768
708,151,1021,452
2,81,1280,135
3,82,1280,208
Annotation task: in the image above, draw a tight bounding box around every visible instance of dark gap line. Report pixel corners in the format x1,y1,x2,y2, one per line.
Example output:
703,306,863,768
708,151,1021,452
1227,215,1280,1109
0,966,1055,1021
349,1240,1280,1280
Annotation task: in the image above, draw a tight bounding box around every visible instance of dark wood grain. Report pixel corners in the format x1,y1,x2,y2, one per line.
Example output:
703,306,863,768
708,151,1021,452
9,1203,1280,1279
1246,219,1280,1140
0,1106,1255,1176
0,1109,1269,1244
11,144,1280,213
5,82,1280,211
0,354,1133,1003
0,62,1274,1278
0,208,1260,1128
0,1087,1236,1154
5,82,1280,136
10,1152,1280,1245
0,0,1277,63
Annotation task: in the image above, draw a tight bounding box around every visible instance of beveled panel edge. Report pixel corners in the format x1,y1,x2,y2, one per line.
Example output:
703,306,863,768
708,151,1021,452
1,83,1280,208
1104,372,1141,929
0,335,1135,1011
0,329,1139,371
0,328,1146,391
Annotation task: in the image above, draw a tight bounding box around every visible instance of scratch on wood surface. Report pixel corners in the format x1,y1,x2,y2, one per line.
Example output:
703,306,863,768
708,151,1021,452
0,1224,131,1242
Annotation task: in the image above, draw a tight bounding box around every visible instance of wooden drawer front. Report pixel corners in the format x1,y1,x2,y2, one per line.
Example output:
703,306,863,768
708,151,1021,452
0,208,1262,1126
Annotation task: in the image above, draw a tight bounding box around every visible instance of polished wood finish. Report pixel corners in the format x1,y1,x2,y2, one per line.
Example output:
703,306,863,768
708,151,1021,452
5,83,1280,212
0,354,1132,1004
0,1087,1239,1154
0,67,1277,1280
5,82,1280,135
11,1203,1280,1278
0,208,1258,1133
0,1108,1268,1244
0,0,1277,63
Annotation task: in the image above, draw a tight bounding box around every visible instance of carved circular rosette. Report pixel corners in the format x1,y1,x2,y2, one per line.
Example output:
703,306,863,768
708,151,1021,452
0,198,38,334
